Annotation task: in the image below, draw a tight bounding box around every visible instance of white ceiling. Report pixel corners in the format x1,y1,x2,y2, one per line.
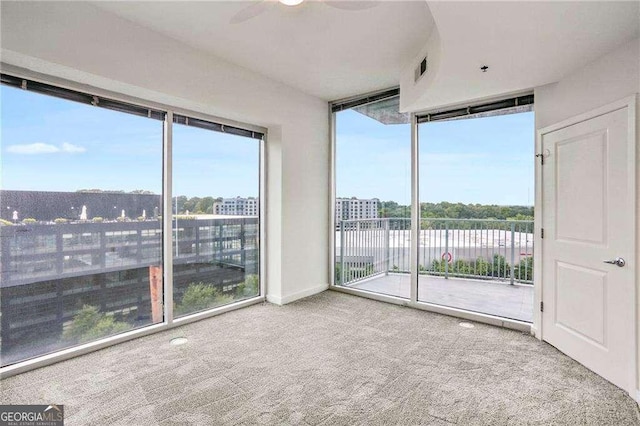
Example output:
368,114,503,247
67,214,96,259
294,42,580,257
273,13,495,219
95,1,434,101
404,1,640,112
9,1,637,109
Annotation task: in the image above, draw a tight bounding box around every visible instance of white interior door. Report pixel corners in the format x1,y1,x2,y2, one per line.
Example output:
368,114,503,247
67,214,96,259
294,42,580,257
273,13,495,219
540,99,636,395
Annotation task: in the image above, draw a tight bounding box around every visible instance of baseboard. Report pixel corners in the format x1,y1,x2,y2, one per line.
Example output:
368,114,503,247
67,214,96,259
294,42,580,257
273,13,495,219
266,283,328,305
265,294,283,305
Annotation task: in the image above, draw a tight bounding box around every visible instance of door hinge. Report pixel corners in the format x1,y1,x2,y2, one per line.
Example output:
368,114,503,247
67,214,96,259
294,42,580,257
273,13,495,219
535,153,545,165
541,228,544,239
540,301,544,312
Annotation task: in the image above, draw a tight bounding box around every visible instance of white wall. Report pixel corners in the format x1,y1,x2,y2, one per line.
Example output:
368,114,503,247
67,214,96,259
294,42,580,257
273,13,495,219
0,2,330,304
400,2,639,114
535,38,640,128
533,37,640,400
398,25,441,113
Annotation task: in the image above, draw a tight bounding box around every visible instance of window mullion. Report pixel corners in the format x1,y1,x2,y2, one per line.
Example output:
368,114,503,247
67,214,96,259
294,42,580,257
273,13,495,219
410,113,419,303
163,111,174,324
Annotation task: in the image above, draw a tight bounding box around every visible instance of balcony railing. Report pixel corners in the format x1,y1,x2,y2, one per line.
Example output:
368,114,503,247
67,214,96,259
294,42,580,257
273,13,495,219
336,218,534,286
0,218,258,287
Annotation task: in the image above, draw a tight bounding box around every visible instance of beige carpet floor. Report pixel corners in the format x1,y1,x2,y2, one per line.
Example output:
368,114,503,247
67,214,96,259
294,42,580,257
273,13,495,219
1,291,639,425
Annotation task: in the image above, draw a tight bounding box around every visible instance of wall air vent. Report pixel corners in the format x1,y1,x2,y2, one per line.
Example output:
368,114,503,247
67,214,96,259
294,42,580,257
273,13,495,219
415,56,427,82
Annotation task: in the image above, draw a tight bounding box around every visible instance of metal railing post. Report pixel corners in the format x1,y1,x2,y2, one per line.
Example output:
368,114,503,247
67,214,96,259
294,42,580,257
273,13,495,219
339,221,345,285
385,218,390,274
444,221,449,280
331,217,534,286
510,221,515,285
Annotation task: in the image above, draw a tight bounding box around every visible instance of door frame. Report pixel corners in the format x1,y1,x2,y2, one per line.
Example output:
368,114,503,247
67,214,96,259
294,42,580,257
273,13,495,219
534,94,637,397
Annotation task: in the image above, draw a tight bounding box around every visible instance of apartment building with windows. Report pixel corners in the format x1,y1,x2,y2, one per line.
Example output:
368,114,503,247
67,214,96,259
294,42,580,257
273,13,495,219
213,197,259,216
335,197,379,221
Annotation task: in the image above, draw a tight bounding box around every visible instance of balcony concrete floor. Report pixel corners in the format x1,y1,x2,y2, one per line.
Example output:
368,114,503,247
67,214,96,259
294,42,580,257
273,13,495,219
349,273,534,322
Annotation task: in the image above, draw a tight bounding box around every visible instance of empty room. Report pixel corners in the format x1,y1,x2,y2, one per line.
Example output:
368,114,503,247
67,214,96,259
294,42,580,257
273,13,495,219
1,1,639,424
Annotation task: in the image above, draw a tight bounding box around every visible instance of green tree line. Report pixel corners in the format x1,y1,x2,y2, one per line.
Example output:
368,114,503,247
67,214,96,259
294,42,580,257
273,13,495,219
378,201,533,221
174,196,220,214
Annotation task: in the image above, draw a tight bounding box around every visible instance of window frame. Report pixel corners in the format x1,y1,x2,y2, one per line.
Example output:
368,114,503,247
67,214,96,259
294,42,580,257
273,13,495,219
0,64,267,378
329,88,533,333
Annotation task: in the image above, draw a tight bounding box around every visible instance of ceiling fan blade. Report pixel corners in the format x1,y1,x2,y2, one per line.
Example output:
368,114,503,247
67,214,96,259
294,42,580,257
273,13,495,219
230,1,273,24
323,1,379,11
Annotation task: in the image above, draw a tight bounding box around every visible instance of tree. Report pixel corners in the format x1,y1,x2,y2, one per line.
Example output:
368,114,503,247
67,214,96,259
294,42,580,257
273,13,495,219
182,196,200,214
335,263,374,283
64,305,131,343
175,282,235,315
429,257,495,278
415,202,533,220
175,195,188,214
507,213,534,221
194,196,215,214
236,275,259,298
513,257,533,281
379,201,410,218
490,254,510,278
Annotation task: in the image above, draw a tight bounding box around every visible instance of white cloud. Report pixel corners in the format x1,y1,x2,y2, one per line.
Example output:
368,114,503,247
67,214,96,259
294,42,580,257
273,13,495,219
7,143,60,154
61,142,86,153
6,142,86,155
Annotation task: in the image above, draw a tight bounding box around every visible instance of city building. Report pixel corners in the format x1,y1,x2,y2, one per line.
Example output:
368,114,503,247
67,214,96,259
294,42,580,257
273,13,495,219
0,190,161,222
335,197,379,221
0,209,259,365
213,197,259,216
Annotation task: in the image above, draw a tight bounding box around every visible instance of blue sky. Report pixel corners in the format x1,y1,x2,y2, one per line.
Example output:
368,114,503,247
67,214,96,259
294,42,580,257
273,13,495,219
336,109,534,205
2,85,532,205
1,86,259,198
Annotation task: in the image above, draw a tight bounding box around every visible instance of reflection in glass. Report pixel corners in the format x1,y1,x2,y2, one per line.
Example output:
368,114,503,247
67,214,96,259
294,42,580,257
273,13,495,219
0,85,163,366
172,122,260,318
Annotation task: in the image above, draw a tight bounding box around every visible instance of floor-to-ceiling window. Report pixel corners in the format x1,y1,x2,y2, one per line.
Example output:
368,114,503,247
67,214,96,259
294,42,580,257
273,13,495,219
333,92,412,298
0,74,264,371
172,116,261,318
0,80,164,366
417,108,534,322
332,91,535,325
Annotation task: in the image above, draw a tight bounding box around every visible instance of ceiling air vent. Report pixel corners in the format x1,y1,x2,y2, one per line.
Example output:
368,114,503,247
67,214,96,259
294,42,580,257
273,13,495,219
415,56,427,82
